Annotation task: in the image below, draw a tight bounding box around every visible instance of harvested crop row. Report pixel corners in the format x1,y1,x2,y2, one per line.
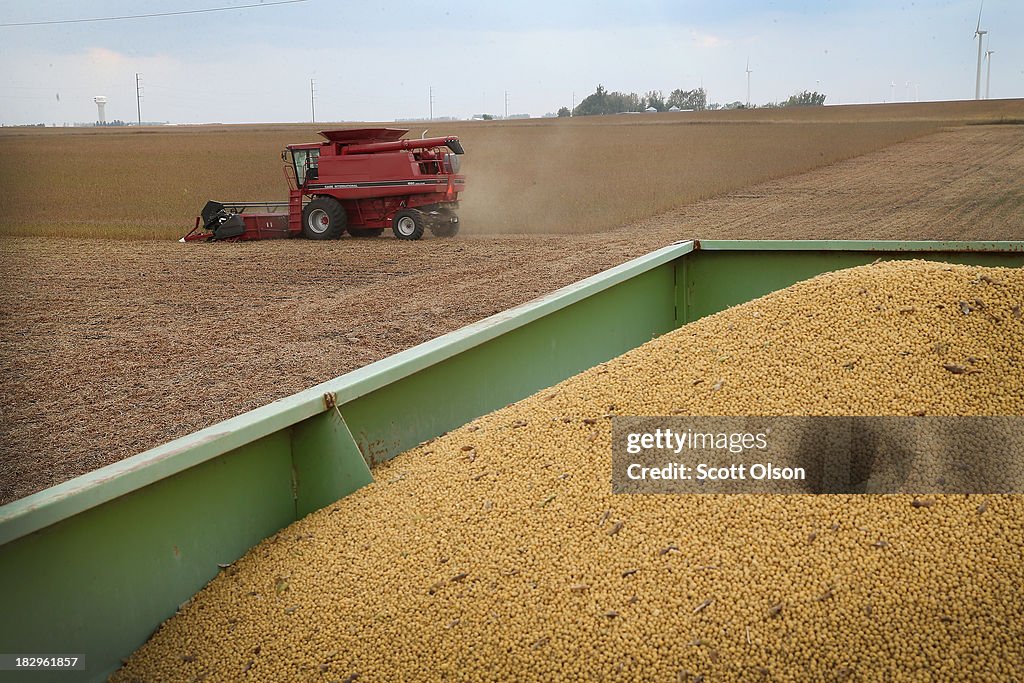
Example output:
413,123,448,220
115,260,1024,682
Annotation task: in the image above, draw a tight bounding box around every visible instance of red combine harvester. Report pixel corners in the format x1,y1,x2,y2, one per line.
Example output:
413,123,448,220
182,128,465,242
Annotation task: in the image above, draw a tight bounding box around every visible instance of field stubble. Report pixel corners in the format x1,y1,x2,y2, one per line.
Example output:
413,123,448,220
2,99,1023,240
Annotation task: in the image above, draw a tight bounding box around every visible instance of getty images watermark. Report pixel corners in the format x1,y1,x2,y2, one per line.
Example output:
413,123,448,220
623,429,805,482
611,416,1024,494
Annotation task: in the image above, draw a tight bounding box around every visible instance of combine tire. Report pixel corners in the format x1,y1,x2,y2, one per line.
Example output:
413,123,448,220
349,228,384,238
302,197,346,240
429,209,460,238
392,210,425,240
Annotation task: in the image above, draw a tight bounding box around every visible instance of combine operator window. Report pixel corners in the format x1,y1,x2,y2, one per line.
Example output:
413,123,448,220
291,148,320,185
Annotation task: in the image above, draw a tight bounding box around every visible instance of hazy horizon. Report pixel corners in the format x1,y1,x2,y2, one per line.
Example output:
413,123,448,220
1,0,1021,126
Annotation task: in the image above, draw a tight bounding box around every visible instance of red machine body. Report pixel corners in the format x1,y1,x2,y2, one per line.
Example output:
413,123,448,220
183,128,465,242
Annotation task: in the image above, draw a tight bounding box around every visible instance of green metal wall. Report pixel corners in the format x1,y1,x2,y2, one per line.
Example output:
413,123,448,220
678,241,1024,324
339,265,675,464
0,240,1019,682
0,432,296,683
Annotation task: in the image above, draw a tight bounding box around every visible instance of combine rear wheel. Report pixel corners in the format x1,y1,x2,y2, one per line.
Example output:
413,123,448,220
349,228,384,238
392,210,425,240
302,197,346,240
429,209,460,238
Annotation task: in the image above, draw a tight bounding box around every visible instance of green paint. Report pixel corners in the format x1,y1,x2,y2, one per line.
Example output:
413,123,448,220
291,408,374,517
340,263,676,468
0,432,294,683
678,241,1023,324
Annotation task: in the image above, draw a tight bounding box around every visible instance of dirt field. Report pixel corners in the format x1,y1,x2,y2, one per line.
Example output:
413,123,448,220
1,123,1022,503
2,99,1022,240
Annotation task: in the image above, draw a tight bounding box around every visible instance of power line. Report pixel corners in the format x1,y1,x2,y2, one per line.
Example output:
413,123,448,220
0,0,309,27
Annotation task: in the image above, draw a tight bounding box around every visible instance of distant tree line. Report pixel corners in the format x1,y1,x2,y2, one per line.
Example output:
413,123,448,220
570,84,708,116
760,91,828,108
563,86,825,116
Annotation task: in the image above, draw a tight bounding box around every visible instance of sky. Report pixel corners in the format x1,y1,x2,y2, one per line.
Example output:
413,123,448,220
0,0,1021,125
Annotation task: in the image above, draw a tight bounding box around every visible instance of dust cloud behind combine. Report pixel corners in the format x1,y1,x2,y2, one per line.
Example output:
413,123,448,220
457,119,930,234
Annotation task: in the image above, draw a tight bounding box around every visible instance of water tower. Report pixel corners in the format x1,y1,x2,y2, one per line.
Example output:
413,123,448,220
93,96,107,124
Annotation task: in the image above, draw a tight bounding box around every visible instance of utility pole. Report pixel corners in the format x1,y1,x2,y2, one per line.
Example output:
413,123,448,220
135,73,143,126
504,90,509,119
571,90,575,116
310,79,316,123
429,86,434,121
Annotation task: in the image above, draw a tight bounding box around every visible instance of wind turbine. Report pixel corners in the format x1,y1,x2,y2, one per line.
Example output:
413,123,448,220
985,48,994,99
974,1,987,100
745,57,752,108
890,81,895,102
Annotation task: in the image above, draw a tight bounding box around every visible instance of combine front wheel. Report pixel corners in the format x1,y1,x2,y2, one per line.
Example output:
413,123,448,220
392,210,425,240
302,197,346,240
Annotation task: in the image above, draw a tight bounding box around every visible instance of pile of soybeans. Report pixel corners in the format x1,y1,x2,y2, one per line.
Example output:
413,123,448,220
116,260,1023,682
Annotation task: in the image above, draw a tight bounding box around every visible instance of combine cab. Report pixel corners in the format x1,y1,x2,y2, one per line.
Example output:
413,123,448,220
183,128,465,242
